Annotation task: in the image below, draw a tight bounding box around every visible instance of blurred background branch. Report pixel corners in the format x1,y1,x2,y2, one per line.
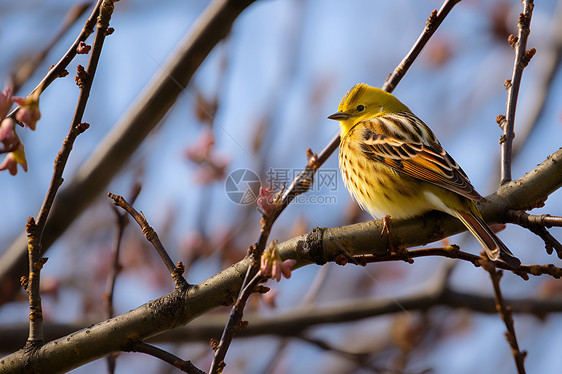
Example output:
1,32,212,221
2,273,562,351
0,0,256,302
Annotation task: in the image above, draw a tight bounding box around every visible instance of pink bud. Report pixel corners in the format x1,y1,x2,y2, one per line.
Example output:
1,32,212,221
13,92,41,130
280,259,297,279
257,187,275,216
0,86,12,119
0,118,18,151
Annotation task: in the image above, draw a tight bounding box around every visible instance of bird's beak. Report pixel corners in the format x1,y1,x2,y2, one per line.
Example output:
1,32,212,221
327,111,350,121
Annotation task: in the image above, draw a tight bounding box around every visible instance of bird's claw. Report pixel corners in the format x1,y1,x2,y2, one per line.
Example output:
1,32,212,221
381,215,394,252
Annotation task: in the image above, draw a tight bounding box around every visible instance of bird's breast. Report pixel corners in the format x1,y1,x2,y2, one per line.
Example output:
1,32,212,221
339,135,438,219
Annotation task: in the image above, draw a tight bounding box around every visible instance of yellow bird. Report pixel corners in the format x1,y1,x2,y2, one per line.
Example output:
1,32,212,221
329,83,520,267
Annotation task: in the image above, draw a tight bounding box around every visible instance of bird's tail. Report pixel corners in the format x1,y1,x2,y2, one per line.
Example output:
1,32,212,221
454,210,521,268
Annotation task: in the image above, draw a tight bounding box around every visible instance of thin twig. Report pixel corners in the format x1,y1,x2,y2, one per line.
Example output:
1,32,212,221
499,0,535,184
486,266,527,373
511,1,562,161
10,2,92,94
23,218,46,349
209,181,283,372
506,210,562,228
131,342,205,374
260,265,330,374
107,193,188,290
208,2,466,371
35,0,114,233
6,0,103,124
104,183,141,374
261,339,289,374
506,210,562,258
20,0,115,353
210,270,264,373
104,184,142,318
383,0,462,93
352,246,562,280
104,210,127,320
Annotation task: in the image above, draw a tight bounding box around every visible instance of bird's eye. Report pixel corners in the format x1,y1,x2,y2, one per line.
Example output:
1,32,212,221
356,105,365,112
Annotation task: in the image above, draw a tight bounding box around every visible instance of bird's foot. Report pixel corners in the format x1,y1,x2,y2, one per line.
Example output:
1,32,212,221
381,215,394,252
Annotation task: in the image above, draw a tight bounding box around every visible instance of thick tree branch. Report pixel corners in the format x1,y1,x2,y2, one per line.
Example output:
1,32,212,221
0,289,190,373
2,147,561,372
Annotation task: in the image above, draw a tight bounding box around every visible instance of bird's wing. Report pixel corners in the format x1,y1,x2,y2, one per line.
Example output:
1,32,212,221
359,128,485,202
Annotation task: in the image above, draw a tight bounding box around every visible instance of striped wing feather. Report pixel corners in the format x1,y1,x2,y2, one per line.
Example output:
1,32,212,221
359,128,485,202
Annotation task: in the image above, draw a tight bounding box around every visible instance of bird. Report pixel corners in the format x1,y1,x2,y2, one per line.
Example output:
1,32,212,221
328,83,521,268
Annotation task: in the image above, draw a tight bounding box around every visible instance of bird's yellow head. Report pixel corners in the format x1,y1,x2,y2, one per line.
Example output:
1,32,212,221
328,83,411,135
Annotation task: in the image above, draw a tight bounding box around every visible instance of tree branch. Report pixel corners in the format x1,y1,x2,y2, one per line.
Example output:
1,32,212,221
209,270,264,373
506,210,562,258
487,267,527,373
107,193,188,289
294,335,375,370
34,0,114,235
383,0,461,93
130,342,205,374
104,183,141,373
6,0,102,122
23,218,45,349
18,0,115,353
2,147,561,372
351,246,560,280
10,2,92,94
511,1,562,160
499,0,535,184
